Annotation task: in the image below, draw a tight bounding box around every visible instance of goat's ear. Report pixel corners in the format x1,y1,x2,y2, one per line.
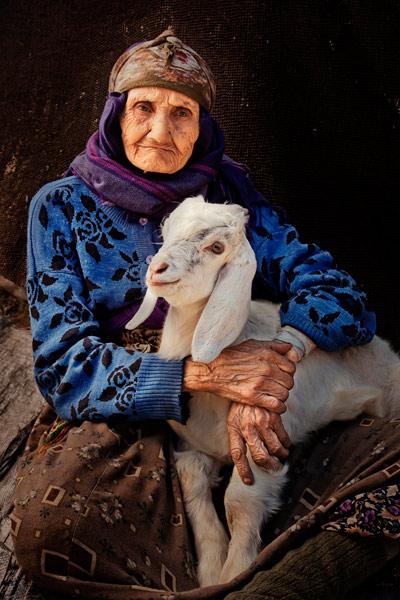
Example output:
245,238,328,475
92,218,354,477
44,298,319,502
125,290,158,330
191,238,257,363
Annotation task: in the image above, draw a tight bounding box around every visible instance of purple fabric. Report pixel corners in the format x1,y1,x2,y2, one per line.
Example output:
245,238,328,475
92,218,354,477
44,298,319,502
67,92,271,331
106,297,169,332
98,92,128,161
68,93,228,218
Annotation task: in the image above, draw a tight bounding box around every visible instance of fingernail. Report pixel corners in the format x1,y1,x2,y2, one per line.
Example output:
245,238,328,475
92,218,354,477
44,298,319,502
244,478,253,485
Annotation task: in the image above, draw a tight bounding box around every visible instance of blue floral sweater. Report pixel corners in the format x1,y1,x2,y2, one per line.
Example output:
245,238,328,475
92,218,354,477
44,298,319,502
27,176,376,424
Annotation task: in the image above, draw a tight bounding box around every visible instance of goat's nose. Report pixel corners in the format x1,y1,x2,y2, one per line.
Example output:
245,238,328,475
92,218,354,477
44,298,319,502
150,261,169,275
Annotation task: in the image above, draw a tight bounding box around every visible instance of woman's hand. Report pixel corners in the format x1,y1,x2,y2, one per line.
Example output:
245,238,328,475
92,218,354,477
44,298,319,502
183,339,296,413
227,402,291,485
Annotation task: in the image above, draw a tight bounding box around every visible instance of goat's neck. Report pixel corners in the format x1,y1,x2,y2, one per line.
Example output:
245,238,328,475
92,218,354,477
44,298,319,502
158,300,207,360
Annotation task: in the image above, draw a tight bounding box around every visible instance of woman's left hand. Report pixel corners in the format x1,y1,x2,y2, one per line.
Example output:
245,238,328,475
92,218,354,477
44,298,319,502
183,339,296,413
227,402,292,485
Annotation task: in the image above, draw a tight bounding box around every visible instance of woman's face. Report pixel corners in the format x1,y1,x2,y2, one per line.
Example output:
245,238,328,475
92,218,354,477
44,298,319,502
120,87,200,174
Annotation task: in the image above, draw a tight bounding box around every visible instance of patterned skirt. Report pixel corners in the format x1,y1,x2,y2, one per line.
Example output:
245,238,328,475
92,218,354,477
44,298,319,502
10,330,400,599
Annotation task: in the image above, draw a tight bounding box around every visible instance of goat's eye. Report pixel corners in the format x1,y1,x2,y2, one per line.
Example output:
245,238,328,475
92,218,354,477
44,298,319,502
209,241,225,254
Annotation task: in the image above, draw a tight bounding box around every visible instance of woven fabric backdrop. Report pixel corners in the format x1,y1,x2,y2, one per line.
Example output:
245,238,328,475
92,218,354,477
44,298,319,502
1,0,400,347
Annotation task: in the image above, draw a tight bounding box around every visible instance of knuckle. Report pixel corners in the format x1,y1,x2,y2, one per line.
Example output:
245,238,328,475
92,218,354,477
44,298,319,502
270,413,279,424
287,378,295,390
262,363,272,376
280,389,289,401
230,448,243,463
281,358,295,373
264,416,272,427
254,375,265,386
269,442,283,454
271,397,283,411
255,414,265,427
277,402,287,414
241,388,253,401
251,450,269,465
243,428,255,441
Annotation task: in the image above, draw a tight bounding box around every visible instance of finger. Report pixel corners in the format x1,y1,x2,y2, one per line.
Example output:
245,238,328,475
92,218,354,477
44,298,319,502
259,395,287,413
267,346,297,374
234,367,294,395
270,368,295,390
286,348,302,363
260,427,290,461
228,427,254,485
267,341,292,354
258,371,294,394
271,355,297,376
240,393,287,413
245,426,282,471
270,415,292,448
255,355,296,380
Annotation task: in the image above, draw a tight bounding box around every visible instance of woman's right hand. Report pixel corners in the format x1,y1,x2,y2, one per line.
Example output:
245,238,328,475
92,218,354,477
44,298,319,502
183,339,296,414
227,402,291,484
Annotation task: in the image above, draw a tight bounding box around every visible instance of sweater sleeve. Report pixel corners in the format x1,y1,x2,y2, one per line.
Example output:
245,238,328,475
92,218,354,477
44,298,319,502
248,203,376,351
27,183,186,423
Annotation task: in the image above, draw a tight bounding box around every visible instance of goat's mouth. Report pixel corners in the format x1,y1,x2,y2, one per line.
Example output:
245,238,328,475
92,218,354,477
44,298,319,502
147,278,180,287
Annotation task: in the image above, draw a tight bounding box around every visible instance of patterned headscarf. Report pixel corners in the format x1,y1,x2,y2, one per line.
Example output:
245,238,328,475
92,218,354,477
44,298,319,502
108,29,216,112
69,33,267,221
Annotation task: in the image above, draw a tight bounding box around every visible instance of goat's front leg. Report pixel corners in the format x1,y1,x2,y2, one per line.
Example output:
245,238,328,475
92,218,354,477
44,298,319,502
174,449,229,586
219,456,288,584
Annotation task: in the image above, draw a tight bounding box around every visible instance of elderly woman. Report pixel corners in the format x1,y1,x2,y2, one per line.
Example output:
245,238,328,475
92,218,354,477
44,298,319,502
11,30,396,600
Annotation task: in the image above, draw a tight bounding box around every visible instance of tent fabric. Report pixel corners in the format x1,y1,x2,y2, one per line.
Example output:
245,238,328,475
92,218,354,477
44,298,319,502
1,0,400,347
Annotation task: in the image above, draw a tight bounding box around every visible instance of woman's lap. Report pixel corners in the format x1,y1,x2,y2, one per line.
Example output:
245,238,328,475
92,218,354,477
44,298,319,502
11,405,197,596
11,404,400,599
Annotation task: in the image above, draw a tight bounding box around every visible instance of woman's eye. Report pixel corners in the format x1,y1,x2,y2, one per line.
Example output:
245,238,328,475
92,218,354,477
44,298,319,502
175,108,191,118
209,241,225,254
136,103,152,112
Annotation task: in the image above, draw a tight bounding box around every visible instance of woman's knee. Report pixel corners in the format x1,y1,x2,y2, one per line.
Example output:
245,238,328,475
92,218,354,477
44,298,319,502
11,499,73,583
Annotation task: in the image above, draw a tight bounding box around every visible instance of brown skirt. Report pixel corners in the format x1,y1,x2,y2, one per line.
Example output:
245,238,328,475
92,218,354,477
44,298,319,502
10,402,400,600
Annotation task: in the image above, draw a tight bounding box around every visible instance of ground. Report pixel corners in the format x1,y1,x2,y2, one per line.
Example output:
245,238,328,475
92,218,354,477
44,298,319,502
0,288,29,329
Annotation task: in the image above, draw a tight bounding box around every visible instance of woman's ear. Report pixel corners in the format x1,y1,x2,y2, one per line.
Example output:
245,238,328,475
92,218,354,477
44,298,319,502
125,289,158,330
191,238,257,363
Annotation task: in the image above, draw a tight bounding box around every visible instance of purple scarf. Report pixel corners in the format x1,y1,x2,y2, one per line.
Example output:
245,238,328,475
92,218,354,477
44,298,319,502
68,93,267,330
68,92,244,218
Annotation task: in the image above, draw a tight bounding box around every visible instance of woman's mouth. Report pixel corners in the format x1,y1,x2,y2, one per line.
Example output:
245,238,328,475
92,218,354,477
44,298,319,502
137,145,175,152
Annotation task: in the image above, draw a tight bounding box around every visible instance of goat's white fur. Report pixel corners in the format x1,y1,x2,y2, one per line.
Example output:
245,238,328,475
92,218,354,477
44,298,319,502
126,195,400,586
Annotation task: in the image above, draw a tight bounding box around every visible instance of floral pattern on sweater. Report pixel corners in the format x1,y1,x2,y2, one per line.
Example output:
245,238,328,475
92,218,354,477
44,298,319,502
27,176,376,423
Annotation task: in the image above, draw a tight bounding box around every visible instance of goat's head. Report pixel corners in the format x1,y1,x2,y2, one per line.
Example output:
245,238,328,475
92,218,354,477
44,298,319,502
125,195,257,362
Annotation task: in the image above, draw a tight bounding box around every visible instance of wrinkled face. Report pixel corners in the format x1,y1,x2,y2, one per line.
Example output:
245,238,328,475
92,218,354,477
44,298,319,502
119,87,200,174
146,226,237,307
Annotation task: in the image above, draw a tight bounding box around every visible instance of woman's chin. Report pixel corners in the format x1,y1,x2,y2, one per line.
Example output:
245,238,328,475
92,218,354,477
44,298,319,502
127,156,182,174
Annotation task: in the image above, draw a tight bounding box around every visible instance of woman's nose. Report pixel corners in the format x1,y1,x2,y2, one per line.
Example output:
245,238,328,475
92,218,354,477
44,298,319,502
149,113,172,144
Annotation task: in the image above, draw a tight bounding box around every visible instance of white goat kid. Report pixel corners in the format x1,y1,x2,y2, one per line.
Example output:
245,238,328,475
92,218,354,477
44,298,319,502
126,195,400,586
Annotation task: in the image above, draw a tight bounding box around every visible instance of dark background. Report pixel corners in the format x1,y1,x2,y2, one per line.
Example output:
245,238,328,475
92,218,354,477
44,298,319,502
1,0,399,347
